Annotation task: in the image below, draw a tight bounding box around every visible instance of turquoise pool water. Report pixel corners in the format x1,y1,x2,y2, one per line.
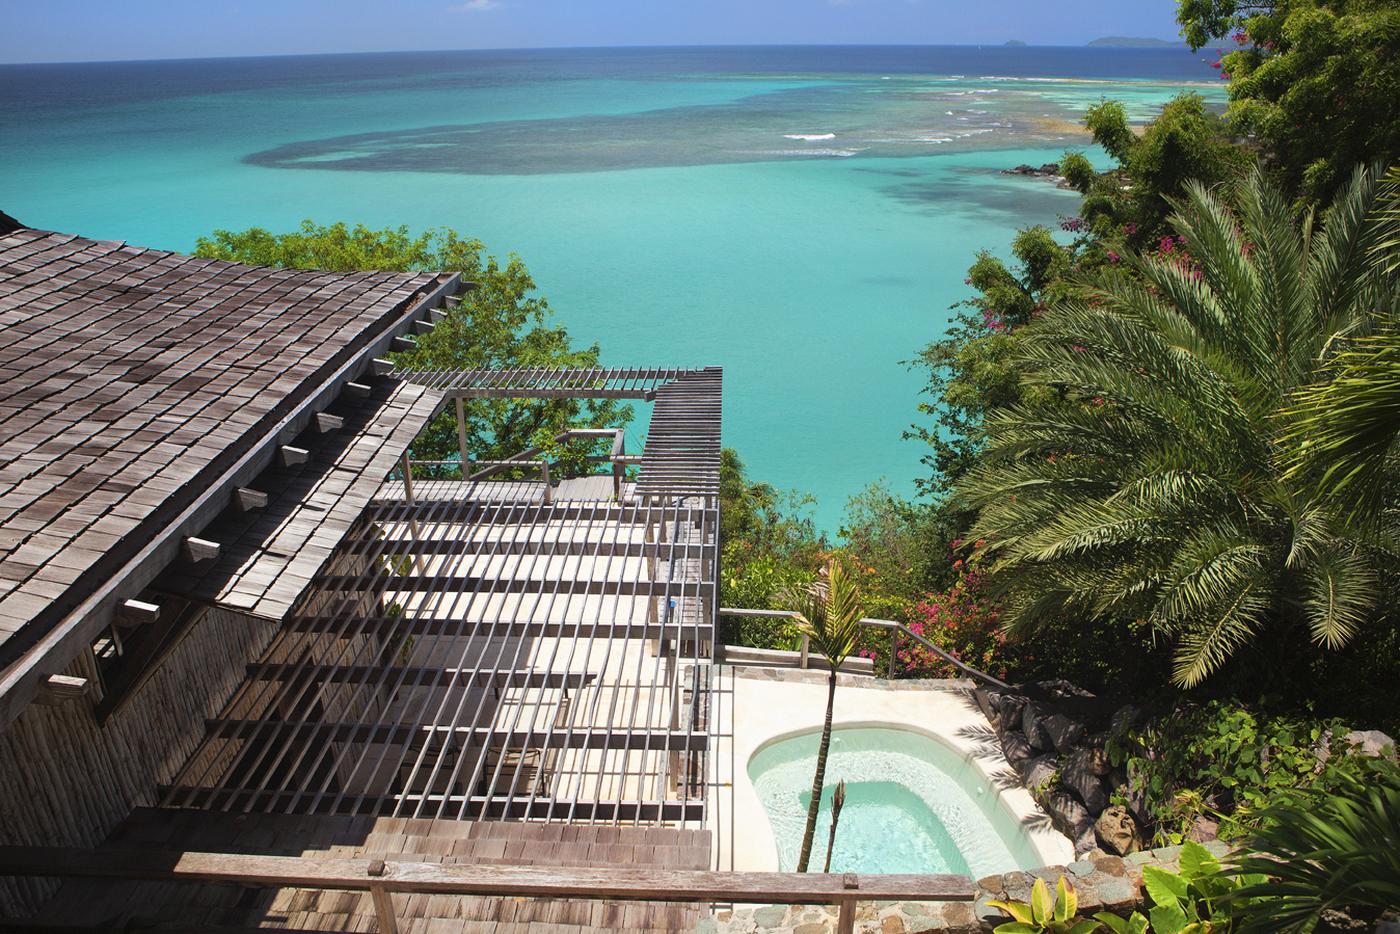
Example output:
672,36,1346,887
748,726,1044,875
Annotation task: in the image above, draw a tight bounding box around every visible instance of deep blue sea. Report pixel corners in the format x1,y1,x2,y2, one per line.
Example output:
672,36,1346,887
0,46,1223,531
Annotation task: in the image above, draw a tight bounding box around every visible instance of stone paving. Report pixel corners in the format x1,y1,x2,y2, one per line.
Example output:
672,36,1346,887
700,842,1231,933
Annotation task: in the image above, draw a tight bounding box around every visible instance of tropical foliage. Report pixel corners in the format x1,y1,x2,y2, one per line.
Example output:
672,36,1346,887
990,876,1100,934
955,165,1400,687
1106,701,1391,843
1228,761,1400,933
1279,326,1400,525
194,220,631,471
1067,93,1253,246
785,557,866,872
1177,0,1400,202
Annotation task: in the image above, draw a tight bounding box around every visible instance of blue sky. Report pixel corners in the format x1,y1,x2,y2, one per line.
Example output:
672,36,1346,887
1,0,1185,64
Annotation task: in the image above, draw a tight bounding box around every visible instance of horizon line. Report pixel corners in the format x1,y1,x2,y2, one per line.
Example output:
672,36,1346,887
0,39,1194,68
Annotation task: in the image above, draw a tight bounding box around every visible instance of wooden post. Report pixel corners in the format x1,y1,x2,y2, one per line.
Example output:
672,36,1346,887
399,454,427,576
454,398,469,479
837,873,860,934
888,628,898,680
367,859,398,934
799,633,810,670
836,898,857,934
540,461,551,505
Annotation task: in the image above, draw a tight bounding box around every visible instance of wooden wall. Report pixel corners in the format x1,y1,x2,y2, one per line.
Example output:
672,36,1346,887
0,605,278,917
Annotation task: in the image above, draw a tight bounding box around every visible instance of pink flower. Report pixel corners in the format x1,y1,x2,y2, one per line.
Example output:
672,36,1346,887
1107,250,1121,263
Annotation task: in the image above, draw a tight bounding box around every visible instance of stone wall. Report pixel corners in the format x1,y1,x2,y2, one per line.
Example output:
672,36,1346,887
701,842,1230,934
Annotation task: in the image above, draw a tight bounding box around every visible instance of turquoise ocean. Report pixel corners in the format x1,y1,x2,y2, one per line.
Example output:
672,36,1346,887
0,46,1224,531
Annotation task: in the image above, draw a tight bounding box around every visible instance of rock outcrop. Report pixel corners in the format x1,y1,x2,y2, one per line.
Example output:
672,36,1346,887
976,681,1142,858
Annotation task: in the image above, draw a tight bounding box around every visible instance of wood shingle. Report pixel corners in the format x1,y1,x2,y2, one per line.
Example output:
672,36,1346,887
0,226,445,668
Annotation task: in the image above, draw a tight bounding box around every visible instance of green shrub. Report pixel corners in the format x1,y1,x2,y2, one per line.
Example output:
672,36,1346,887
1227,761,1400,933
1107,702,1371,843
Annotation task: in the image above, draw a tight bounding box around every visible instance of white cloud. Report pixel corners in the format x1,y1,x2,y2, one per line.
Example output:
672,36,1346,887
451,0,501,11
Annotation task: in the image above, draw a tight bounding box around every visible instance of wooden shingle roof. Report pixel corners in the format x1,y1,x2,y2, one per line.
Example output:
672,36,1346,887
0,227,445,669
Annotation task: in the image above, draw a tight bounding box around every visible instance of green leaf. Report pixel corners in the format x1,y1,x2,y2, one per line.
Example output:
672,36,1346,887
1031,878,1054,927
1177,841,1219,880
995,923,1041,934
1142,865,1190,907
989,900,1037,926
1056,877,1078,922
1066,920,1104,934
1092,912,1131,934
1149,902,1189,934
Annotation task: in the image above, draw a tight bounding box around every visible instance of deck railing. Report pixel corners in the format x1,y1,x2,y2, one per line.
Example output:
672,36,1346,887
719,608,1011,690
403,425,633,500
0,846,974,934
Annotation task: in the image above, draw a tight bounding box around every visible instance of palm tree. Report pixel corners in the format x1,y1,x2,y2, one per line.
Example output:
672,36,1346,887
1280,327,1400,525
787,557,865,873
956,164,1399,688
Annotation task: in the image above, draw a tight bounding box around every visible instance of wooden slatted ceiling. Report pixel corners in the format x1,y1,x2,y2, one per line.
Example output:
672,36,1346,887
162,487,719,826
0,227,445,665
393,365,700,398
635,368,722,499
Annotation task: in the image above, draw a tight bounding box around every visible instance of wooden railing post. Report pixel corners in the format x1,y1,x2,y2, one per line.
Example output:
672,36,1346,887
454,397,469,477
799,633,810,669
836,898,857,934
367,859,398,934
888,627,898,680
836,872,860,934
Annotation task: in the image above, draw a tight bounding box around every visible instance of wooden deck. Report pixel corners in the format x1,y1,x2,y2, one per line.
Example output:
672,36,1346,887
23,807,712,932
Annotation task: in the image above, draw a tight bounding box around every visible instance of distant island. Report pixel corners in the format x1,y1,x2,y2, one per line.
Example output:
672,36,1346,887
1004,40,1027,47
1087,36,1182,47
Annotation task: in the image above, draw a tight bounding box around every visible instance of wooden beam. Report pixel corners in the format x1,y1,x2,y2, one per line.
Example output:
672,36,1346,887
279,445,310,467
285,615,711,643
371,358,395,376
233,487,269,512
344,381,372,398
203,719,710,752
413,319,435,335
36,674,89,706
314,412,344,432
0,846,975,904
116,599,160,626
182,538,220,562
157,789,706,822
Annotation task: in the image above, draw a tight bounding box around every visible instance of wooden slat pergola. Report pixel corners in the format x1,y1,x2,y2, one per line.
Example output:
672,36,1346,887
159,367,723,829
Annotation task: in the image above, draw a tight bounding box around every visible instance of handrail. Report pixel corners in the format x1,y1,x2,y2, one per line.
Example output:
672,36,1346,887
0,845,974,934
412,426,630,499
719,608,1010,690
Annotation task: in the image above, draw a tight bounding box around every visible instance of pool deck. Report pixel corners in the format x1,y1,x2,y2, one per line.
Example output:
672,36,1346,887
712,666,1074,873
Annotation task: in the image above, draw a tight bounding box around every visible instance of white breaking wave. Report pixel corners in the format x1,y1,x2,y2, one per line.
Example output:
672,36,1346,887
783,132,837,141
755,147,864,157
